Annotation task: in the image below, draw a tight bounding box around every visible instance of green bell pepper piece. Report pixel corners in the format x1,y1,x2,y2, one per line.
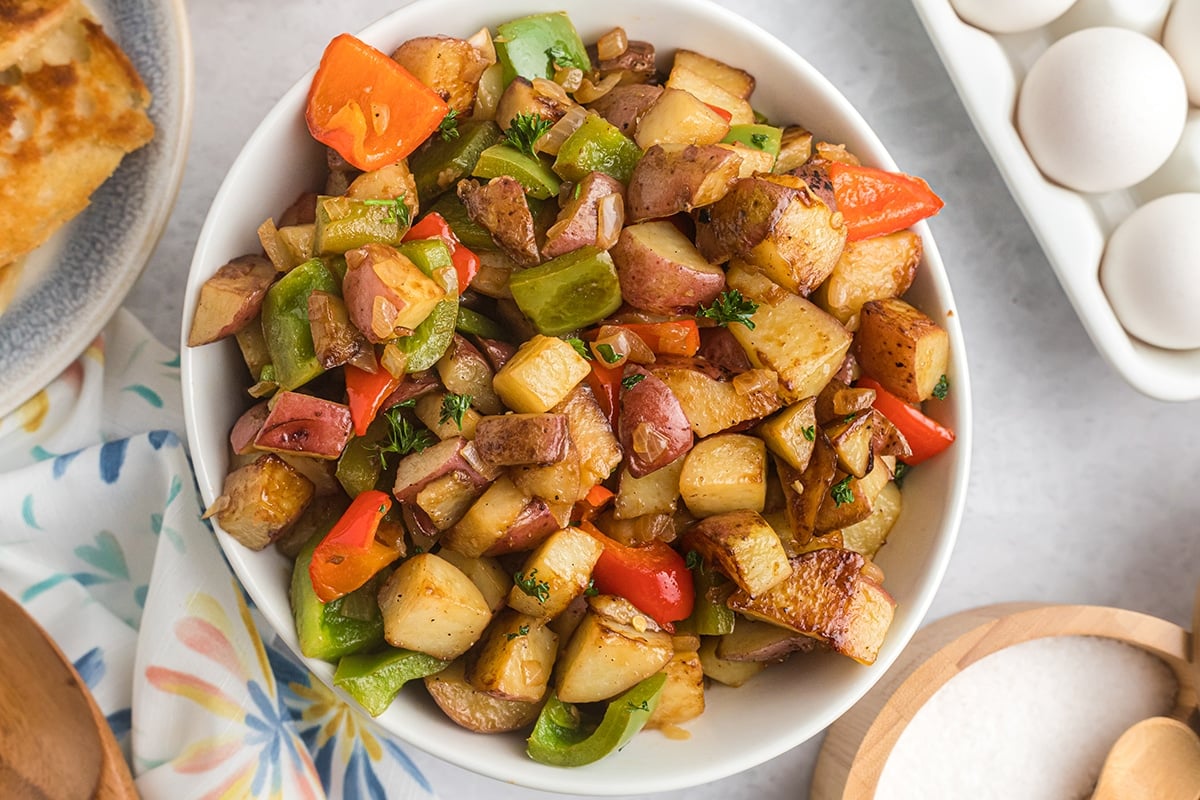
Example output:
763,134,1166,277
678,557,735,636
495,12,591,86
335,414,392,497
722,124,783,159
426,193,496,253
509,246,622,335
526,673,666,767
387,239,460,372
410,120,503,206
553,114,642,183
455,306,508,340
321,253,348,283
292,538,385,661
397,240,455,286
334,648,450,716
262,258,339,391
472,143,561,200
313,195,411,255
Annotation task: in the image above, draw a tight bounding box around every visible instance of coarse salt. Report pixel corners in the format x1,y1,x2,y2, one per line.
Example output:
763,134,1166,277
876,636,1177,800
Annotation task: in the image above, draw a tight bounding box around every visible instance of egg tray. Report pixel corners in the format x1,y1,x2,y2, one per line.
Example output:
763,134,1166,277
910,0,1200,401
810,602,1198,798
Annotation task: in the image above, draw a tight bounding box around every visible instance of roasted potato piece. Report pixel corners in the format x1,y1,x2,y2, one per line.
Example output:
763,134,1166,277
587,83,662,135
619,366,694,478
552,385,623,494
696,174,846,296
542,172,626,259
473,413,570,466
484,497,562,556
467,610,558,702
625,144,743,223
511,443,582,507
813,231,922,329
595,511,675,547
652,366,781,438
634,88,731,149
717,142,773,178
815,456,894,532
825,412,874,479
435,549,513,613
779,428,838,546
697,636,765,687
457,177,540,266
716,617,816,662
229,401,269,455
206,454,314,550
855,298,950,403
869,409,913,461
838,481,902,558
415,471,485,531
345,162,420,218
307,290,374,372
495,76,575,132
507,527,605,619
444,475,548,557
727,548,895,665
611,220,726,315
413,392,482,440
646,649,705,728
679,433,767,517
392,35,490,114
435,335,505,416
726,265,853,403
343,243,447,342
556,595,674,703
253,392,353,460
756,398,818,472
392,436,494,503
494,335,592,414
424,659,542,733
682,509,792,597
772,126,814,174
378,553,493,660
665,65,754,125
590,39,657,84
188,255,276,347
815,379,877,424
615,455,685,519
672,49,755,99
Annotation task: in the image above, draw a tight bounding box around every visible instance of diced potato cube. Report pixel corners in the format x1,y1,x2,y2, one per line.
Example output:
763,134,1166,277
653,367,781,438
679,434,767,517
672,49,755,99
378,553,492,660
415,471,484,530
683,509,792,597
665,65,754,125
511,445,582,506
634,88,731,150
815,455,894,532
507,527,604,619
716,617,814,662
466,610,558,702
208,454,315,550
757,398,818,472
552,385,622,496
414,392,481,440
855,298,950,403
493,334,591,413
838,481,902,558
423,660,541,733
772,126,814,174
697,636,765,687
812,231,922,329
825,412,874,479
726,265,852,403
716,142,774,177
435,549,513,613
556,596,674,703
443,475,529,557
615,455,685,519
647,649,705,728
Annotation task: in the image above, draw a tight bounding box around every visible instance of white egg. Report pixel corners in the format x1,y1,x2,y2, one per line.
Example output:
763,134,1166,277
1136,110,1200,202
950,0,1078,33
1164,0,1200,106
1101,194,1200,350
1017,28,1187,193
1047,0,1172,39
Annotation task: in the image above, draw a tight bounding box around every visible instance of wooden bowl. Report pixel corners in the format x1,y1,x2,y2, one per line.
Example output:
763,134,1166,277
811,603,1196,799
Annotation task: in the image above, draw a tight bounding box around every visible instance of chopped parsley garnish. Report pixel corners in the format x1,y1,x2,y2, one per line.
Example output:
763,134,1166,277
504,112,554,157
621,373,645,390
596,343,621,364
802,425,816,441
506,624,531,641
513,568,550,604
393,398,417,408
361,197,411,227
932,374,950,400
439,393,473,430
831,475,854,506
546,43,587,70
566,337,593,360
584,578,599,597
697,289,758,330
894,462,910,487
375,407,435,469
749,132,769,149
685,550,703,570
437,108,459,141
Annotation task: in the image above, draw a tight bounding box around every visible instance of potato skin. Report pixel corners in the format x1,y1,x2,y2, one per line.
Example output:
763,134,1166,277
587,83,663,135
611,220,725,315
542,172,626,259
473,413,570,467
343,243,446,342
618,365,694,478
626,144,742,223
424,660,542,733
855,297,950,402
188,255,276,346
458,177,540,266
252,391,353,460
391,35,489,114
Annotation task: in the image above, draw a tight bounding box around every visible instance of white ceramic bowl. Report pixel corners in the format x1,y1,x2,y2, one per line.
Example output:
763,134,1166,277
181,0,972,793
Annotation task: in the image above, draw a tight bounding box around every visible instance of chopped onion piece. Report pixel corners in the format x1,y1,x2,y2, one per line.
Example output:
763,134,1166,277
381,342,408,378
594,325,654,365
532,77,572,107
536,104,589,155
574,72,621,103
555,66,583,92
632,422,669,462
596,27,629,61
595,192,624,250
472,63,504,121
466,26,497,65
732,369,777,396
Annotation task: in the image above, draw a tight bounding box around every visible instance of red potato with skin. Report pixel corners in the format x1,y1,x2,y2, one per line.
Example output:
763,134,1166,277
230,401,270,455
542,172,626,259
626,144,743,223
187,255,277,346
252,392,353,460
586,83,662,136
392,436,495,502
481,497,562,556
619,365,693,478
473,413,570,467
458,177,540,267
342,243,447,342
698,327,752,375
611,221,725,315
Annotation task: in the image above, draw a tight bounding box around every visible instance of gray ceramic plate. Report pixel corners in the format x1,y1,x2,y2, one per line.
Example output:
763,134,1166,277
0,0,193,418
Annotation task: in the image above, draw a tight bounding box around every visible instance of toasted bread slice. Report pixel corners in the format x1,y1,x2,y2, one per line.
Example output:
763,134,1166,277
0,15,154,266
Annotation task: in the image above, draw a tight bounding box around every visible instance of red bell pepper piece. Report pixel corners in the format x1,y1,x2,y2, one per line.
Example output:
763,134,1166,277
345,357,401,437
306,34,449,171
309,490,400,602
705,103,733,123
827,162,944,242
857,377,955,465
616,320,700,357
585,361,622,432
580,522,695,627
573,484,615,523
403,212,480,294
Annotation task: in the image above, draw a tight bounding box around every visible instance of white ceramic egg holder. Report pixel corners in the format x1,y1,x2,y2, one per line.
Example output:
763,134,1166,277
910,0,1200,401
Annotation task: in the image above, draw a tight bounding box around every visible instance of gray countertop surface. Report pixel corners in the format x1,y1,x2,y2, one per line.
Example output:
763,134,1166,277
126,0,1200,796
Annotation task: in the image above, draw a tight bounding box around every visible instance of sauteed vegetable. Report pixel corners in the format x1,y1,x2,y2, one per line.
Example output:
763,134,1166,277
190,10,953,767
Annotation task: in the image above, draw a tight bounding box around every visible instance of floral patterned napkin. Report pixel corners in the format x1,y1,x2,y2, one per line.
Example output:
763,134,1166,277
0,311,438,800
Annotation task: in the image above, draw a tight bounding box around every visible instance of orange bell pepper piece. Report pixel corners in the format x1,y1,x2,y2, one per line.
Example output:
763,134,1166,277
827,162,944,242
309,490,400,602
306,34,449,171
616,320,700,357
